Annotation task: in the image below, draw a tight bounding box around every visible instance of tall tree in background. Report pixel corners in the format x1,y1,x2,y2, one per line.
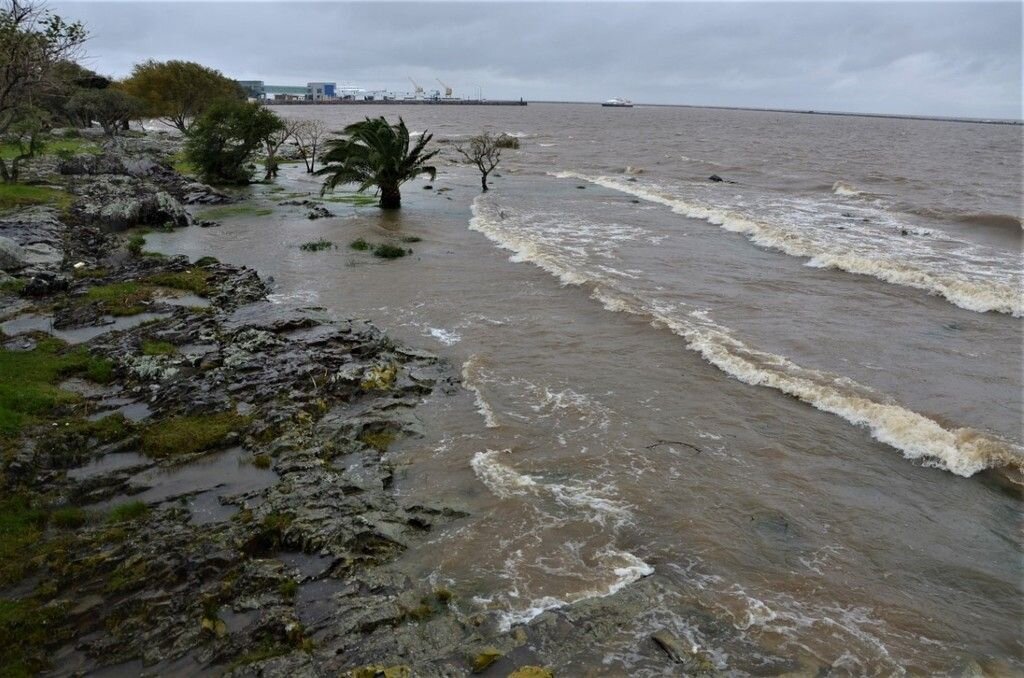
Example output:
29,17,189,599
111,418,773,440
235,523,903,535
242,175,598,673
0,0,86,181
317,117,437,209
121,59,243,133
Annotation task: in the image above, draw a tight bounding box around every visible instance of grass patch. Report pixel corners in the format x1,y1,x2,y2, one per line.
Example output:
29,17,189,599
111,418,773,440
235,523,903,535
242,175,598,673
0,339,114,438
252,453,271,469
126,234,145,257
83,281,154,316
349,238,371,251
372,244,408,260
0,495,46,587
0,183,71,211
71,267,108,280
194,256,219,267
50,506,88,529
0,137,100,159
0,598,67,676
1,277,26,294
322,193,378,207
140,411,246,459
170,151,198,177
141,340,177,356
279,579,298,598
299,239,334,252
358,430,396,452
145,269,212,296
399,236,422,243
107,500,148,523
196,205,274,220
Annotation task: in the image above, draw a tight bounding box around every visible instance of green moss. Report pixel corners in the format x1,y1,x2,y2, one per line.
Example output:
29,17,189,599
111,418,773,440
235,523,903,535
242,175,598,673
346,667,411,678
358,430,396,453
126,234,145,257
0,341,113,438
0,184,71,211
228,640,293,670
83,281,154,316
0,495,47,587
170,151,198,177
50,506,88,529
0,278,27,294
145,269,212,296
252,453,271,469
196,205,273,220
471,647,503,673
0,598,67,677
350,238,371,251
360,363,398,391
372,244,408,260
194,256,220,267
107,501,148,523
299,239,334,252
71,266,108,280
140,412,245,459
141,340,177,356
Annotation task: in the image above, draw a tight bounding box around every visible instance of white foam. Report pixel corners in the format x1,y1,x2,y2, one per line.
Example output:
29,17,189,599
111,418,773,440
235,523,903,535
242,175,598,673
427,327,461,345
461,355,499,428
832,180,865,196
469,196,1024,478
552,171,1023,316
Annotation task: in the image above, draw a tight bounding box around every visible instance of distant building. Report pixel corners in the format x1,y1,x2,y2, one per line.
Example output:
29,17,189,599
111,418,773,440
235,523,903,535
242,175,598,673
306,82,336,102
273,93,304,102
236,80,265,101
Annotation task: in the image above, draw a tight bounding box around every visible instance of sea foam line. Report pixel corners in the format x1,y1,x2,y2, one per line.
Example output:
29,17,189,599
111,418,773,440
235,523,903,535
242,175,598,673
469,197,1024,478
551,171,1022,316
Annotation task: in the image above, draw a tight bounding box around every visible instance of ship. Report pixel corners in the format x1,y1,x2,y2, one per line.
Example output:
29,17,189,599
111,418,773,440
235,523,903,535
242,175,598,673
602,98,634,108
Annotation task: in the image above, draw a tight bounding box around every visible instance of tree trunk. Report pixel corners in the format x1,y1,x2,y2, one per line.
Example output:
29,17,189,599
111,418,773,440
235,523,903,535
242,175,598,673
379,184,401,209
481,172,490,192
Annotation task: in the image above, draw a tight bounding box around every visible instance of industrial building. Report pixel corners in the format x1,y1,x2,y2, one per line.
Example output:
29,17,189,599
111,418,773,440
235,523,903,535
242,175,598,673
236,80,265,101
306,82,336,102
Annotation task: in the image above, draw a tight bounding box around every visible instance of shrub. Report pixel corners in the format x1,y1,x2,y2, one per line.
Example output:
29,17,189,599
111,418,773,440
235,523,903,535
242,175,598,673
126,234,145,256
349,238,370,251
107,501,148,523
184,100,284,185
299,239,334,252
495,134,521,149
51,506,88,529
140,412,245,458
372,244,408,259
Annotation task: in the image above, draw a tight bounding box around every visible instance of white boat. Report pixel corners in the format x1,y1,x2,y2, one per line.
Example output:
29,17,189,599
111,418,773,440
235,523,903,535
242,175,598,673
602,98,634,108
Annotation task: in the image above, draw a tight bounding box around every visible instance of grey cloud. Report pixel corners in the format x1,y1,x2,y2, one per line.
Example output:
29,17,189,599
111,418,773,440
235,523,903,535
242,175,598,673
54,2,1022,119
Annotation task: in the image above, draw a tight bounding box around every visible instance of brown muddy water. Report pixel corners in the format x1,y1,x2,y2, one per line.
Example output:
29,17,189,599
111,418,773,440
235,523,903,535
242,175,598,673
146,104,1022,675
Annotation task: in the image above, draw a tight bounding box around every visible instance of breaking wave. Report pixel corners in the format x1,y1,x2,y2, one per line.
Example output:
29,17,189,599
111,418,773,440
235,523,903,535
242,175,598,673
551,171,1022,316
461,355,499,428
469,196,1024,478
832,180,866,196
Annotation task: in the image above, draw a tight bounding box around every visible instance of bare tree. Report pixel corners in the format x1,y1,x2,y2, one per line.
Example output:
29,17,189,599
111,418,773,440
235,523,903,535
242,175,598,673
0,0,87,181
455,132,503,192
294,119,326,173
262,116,300,180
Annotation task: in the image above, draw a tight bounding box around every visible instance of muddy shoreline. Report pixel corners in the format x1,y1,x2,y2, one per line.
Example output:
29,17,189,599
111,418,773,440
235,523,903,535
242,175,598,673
0,130,810,677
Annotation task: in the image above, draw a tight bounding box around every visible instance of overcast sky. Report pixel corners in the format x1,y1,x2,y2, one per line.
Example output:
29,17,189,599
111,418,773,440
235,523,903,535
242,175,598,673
53,2,1022,119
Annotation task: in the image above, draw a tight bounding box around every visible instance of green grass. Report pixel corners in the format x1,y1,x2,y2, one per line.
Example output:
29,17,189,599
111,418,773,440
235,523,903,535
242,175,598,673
279,579,298,598
0,495,46,587
140,412,246,459
83,282,154,316
50,506,88,529
399,236,422,243
299,239,334,252
145,269,212,296
322,193,378,206
350,238,371,251
373,244,409,260
107,501,149,523
252,453,271,469
0,137,100,160
141,340,177,356
0,184,71,211
196,205,273,220
170,151,198,177
126,234,145,257
0,598,66,677
0,339,114,438
1,278,26,294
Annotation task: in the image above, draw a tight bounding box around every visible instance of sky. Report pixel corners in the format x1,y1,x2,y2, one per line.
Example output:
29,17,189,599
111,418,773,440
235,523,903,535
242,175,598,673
53,1,1023,119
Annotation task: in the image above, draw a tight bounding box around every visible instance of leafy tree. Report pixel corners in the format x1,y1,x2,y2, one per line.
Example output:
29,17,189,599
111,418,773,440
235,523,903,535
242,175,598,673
184,100,283,185
0,107,46,182
0,0,86,181
317,117,437,209
455,131,506,192
294,119,326,173
66,88,144,136
121,60,243,133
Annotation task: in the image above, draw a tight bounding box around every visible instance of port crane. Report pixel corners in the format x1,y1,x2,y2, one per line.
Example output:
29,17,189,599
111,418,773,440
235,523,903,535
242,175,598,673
436,79,453,98
407,76,424,98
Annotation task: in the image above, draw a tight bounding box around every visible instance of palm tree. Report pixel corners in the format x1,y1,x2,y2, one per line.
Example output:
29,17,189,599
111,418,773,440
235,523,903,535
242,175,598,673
317,117,438,209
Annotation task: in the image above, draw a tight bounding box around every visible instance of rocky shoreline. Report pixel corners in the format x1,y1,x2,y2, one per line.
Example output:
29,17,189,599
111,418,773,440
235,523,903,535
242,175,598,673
0,130,790,677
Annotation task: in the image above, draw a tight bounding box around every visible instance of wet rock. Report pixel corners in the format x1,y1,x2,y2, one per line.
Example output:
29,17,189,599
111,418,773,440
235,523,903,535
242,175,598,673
307,205,334,220
0,235,28,271
471,646,503,672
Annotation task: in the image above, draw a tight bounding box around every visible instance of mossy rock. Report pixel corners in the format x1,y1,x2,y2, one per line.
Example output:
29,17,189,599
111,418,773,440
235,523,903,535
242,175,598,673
471,646,503,673
346,666,411,678
508,668,554,678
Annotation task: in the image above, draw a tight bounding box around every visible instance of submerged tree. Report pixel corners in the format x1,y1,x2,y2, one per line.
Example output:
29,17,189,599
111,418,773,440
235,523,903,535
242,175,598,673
294,119,326,173
184,100,283,185
262,117,301,180
121,60,243,133
455,131,507,192
0,0,87,182
316,117,437,209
